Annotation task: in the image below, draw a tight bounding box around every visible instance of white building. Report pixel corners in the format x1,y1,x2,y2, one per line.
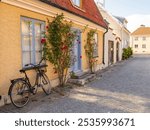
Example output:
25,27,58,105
96,3,130,68
131,25,150,54
115,16,130,49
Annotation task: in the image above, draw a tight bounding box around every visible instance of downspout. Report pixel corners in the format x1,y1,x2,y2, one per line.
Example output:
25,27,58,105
0,0,1,99
103,27,108,64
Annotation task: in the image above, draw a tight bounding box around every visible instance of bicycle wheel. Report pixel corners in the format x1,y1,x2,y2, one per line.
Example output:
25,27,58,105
39,73,51,95
9,79,30,108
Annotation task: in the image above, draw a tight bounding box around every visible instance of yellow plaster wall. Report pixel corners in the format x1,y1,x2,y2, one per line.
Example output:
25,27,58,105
0,2,104,96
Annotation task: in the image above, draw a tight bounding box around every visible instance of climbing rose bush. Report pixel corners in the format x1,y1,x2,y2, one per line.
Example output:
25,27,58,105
43,14,77,87
84,29,97,73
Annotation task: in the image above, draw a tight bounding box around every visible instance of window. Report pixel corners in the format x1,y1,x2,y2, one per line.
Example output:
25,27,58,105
135,37,138,41
142,44,146,48
143,37,146,41
93,33,98,57
135,44,138,48
72,0,81,7
21,17,45,67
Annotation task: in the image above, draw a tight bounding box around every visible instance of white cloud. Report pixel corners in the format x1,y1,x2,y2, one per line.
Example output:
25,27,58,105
126,14,150,32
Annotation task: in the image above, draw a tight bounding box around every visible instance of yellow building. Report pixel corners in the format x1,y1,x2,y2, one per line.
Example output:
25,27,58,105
131,25,150,54
0,0,107,106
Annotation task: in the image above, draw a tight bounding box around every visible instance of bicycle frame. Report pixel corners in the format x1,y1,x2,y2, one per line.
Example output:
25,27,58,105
8,58,51,108
22,68,43,94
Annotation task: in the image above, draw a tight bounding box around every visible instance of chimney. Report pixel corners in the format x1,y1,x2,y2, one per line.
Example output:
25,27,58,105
140,25,145,27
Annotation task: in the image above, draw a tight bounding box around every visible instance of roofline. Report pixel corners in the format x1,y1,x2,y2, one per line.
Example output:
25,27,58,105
123,27,130,34
39,0,107,29
97,4,122,29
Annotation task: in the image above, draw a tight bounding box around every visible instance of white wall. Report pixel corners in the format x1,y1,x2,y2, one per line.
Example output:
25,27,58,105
97,4,123,68
132,35,150,54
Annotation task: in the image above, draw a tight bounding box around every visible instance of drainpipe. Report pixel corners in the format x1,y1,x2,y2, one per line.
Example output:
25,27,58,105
103,28,108,64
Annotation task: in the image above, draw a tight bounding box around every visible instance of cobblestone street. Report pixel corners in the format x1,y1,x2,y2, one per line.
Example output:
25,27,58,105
0,55,150,113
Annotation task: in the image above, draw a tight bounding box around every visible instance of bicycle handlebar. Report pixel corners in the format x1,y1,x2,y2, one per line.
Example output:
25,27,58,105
20,58,47,73
24,58,46,67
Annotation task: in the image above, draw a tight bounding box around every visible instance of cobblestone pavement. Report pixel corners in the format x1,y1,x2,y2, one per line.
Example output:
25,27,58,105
0,55,150,113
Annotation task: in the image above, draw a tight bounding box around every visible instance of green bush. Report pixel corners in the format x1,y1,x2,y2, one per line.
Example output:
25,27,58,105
122,47,133,60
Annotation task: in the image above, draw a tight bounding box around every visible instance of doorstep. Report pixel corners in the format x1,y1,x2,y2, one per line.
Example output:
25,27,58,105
68,71,96,86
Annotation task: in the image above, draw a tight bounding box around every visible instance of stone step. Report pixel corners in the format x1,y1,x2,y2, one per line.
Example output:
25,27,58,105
70,71,91,79
68,73,96,86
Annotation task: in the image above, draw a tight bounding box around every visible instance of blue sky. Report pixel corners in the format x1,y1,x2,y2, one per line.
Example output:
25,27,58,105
105,0,150,17
95,0,150,32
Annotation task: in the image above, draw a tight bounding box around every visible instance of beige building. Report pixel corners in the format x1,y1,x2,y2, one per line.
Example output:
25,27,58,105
131,25,150,54
96,3,130,68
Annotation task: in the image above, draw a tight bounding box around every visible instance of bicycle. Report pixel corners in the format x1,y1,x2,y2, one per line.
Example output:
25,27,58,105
8,58,52,108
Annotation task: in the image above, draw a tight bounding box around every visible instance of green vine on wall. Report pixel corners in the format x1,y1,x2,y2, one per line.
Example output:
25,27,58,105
84,29,97,73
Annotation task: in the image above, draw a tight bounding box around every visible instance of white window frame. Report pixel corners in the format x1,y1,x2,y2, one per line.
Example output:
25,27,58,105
21,17,45,67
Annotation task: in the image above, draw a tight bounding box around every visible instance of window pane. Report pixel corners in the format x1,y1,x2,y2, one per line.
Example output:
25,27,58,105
22,21,30,35
34,23,43,63
35,22,42,51
22,36,32,51
142,44,146,48
72,0,80,6
22,51,31,66
135,45,138,48
35,51,42,64
143,37,146,41
35,23,41,36
22,20,32,35
35,36,42,51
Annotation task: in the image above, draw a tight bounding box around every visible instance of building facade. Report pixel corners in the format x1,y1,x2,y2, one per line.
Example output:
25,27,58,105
115,16,130,49
131,25,150,54
0,0,107,106
96,3,130,68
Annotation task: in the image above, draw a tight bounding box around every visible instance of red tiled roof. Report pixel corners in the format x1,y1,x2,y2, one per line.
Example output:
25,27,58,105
40,0,107,29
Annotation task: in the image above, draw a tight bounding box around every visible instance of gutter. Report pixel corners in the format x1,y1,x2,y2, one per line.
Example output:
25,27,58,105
102,28,108,64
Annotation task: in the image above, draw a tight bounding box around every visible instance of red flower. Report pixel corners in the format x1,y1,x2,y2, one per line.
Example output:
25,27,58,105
41,38,46,44
80,56,82,59
61,45,68,50
46,26,49,30
54,70,57,74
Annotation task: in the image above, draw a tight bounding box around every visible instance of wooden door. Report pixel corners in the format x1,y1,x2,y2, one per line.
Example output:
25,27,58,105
108,41,114,65
116,42,119,62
